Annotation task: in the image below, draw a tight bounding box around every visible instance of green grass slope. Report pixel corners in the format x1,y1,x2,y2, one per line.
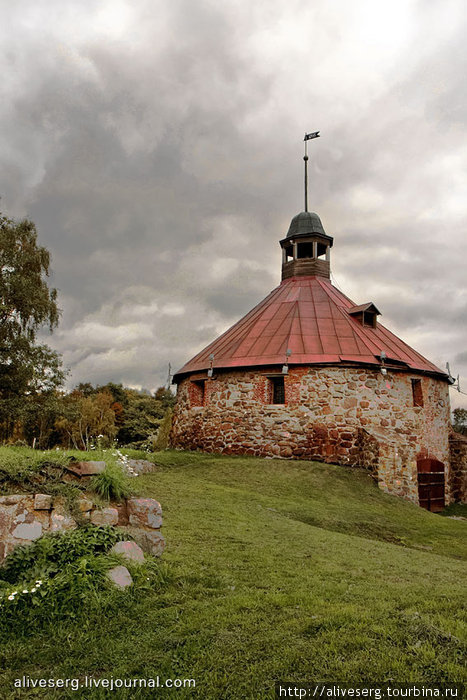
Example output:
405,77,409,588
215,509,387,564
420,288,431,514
0,450,466,699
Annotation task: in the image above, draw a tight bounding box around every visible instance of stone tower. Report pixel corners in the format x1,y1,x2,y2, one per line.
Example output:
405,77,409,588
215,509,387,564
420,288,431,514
171,204,459,510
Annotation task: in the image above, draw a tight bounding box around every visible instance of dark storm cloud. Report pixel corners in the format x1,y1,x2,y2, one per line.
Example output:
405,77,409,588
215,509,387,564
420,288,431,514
1,0,466,406
455,351,467,365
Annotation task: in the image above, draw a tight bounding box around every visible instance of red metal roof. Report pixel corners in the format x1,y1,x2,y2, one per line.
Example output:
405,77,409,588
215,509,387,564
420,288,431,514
174,276,447,380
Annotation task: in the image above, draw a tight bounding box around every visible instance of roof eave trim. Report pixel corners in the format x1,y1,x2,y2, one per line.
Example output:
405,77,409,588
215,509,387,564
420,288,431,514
173,361,450,384
279,232,334,246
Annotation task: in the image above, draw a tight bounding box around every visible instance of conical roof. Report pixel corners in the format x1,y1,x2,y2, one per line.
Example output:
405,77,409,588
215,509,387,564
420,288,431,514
174,276,447,380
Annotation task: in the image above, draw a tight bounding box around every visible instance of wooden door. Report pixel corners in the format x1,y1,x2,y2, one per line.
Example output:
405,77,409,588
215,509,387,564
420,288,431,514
417,458,445,512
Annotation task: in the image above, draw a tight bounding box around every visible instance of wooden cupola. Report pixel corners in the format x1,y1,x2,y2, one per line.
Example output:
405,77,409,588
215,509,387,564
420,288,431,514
279,211,334,280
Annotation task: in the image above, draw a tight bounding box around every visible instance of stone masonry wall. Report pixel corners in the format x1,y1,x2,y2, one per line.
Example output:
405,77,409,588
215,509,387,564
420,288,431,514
449,432,467,503
170,366,452,505
0,494,165,563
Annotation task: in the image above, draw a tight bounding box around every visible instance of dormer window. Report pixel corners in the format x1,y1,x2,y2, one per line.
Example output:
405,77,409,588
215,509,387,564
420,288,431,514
348,302,381,329
363,311,376,328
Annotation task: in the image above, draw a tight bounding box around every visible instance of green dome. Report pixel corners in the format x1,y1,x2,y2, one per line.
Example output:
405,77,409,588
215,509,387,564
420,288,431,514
286,211,326,238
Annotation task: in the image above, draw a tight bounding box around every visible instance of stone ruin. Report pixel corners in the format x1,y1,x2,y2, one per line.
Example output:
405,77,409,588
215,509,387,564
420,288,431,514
0,460,165,567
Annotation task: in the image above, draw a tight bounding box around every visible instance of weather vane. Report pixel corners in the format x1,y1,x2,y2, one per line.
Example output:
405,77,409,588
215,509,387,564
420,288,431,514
303,131,320,212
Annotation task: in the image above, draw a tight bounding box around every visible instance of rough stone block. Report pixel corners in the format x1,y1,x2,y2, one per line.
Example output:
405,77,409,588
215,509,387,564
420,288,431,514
127,498,162,529
107,565,133,589
50,512,77,532
90,507,119,526
111,540,145,563
0,495,27,506
12,521,43,541
65,461,106,477
126,459,157,475
144,531,166,556
77,497,94,512
34,494,53,510
117,527,166,557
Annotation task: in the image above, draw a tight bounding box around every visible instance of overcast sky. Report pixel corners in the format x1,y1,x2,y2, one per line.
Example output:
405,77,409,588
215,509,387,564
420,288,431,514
1,0,466,409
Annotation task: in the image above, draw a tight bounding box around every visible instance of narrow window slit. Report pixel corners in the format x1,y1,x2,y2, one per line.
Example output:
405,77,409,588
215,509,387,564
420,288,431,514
270,376,285,404
411,378,424,407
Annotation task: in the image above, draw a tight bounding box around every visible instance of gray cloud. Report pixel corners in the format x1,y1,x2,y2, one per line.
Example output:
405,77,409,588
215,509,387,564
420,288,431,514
1,0,466,409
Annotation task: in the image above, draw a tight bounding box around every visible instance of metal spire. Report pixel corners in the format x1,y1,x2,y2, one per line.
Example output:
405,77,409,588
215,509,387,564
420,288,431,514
303,131,320,212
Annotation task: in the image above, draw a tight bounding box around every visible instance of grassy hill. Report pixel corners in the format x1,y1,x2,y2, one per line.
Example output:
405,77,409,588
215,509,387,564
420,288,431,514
0,449,466,698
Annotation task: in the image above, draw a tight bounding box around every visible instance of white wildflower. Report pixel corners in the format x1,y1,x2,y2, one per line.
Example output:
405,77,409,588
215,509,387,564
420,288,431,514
31,587,37,593
22,589,28,594
8,595,14,601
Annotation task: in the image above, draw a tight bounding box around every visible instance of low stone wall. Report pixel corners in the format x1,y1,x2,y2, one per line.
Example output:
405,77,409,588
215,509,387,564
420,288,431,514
171,365,452,505
0,493,165,564
449,432,467,503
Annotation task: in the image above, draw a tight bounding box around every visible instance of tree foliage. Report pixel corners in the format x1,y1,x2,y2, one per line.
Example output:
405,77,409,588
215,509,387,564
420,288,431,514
452,407,467,436
0,212,64,438
53,389,118,450
72,383,175,448
0,211,175,450
34,383,176,450
0,213,59,340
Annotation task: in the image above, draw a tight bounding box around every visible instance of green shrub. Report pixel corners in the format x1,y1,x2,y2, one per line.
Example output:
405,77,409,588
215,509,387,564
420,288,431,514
0,526,171,635
0,525,126,584
89,463,130,501
0,554,115,630
155,408,173,450
0,526,132,632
